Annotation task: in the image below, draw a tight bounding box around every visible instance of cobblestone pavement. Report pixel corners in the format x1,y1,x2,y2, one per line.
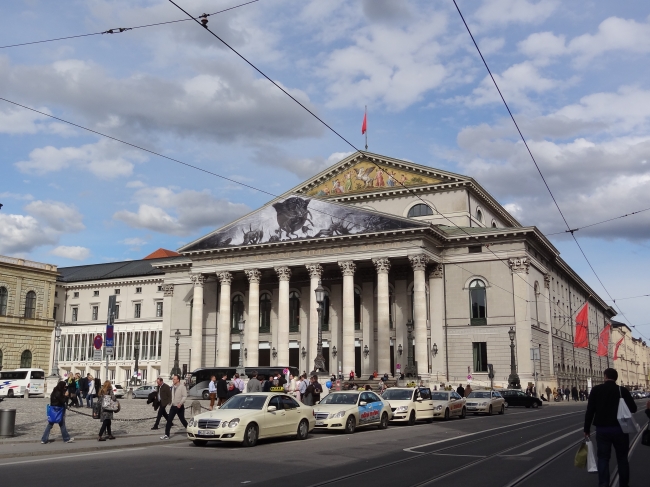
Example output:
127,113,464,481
0,396,211,441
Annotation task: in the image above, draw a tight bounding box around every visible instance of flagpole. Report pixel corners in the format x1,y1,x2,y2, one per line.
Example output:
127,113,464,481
364,105,368,150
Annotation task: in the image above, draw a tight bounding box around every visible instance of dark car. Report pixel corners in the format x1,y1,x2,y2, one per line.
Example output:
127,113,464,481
500,389,542,409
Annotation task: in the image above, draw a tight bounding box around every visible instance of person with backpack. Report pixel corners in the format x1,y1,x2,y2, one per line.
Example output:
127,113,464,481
97,381,117,441
41,381,74,444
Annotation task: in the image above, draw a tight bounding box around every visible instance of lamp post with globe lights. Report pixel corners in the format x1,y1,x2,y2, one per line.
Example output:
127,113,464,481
236,318,247,379
170,329,182,378
310,281,328,376
508,327,521,389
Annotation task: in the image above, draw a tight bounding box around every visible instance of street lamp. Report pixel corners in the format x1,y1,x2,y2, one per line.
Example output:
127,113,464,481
301,347,306,359
508,327,521,389
236,318,247,379
404,319,417,378
432,343,438,358
49,323,62,377
131,333,140,386
332,346,337,358
311,280,328,376
397,344,403,356
170,329,182,378
363,345,370,358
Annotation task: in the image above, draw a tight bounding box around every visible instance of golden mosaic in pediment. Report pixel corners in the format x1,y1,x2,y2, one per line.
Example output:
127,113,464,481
306,161,442,197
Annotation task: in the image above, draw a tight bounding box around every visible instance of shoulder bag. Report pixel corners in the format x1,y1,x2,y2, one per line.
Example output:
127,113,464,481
46,405,64,424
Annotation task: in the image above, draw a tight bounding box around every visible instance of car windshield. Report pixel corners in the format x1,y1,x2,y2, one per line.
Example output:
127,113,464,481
467,392,491,399
220,395,267,410
432,392,449,401
115,385,124,390
382,389,413,401
319,393,359,405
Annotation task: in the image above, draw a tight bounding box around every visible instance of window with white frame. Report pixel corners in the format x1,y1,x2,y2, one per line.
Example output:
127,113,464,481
114,305,120,320
72,308,78,322
141,331,149,360
93,290,99,297
134,303,141,318
135,287,142,294
92,306,99,320
73,292,79,298
156,301,163,317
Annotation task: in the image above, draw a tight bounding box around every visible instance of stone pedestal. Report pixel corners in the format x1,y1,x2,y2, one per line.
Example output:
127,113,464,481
45,375,60,394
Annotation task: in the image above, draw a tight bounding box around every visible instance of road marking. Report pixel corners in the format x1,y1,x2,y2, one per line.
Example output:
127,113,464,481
0,447,147,467
403,410,582,453
502,428,583,456
429,453,486,458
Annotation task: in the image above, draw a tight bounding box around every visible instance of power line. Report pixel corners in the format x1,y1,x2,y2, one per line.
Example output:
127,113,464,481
606,294,650,302
0,0,260,49
545,207,650,236
452,0,648,343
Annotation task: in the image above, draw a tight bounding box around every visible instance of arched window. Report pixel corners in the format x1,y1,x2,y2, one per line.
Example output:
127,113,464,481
24,291,36,319
469,279,487,325
0,287,7,316
322,292,330,331
231,295,244,331
20,350,32,368
354,287,362,330
289,291,300,332
475,208,483,223
259,293,272,333
407,204,433,218
491,221,497,228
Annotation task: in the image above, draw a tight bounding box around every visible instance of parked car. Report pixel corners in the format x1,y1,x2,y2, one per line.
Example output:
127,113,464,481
466,390,505,415
431,390,467,420
382,387,435,424
132,385,157,399
313,390,392,433
500,389,543,408
112,384,125,398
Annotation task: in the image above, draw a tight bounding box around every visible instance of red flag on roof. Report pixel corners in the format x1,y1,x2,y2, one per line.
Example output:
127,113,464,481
361,110,367,135
597,324,610,356
573,303,589,348
613,336,625,360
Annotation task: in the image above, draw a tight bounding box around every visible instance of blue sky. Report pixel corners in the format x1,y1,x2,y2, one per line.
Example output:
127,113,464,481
1,0,650,338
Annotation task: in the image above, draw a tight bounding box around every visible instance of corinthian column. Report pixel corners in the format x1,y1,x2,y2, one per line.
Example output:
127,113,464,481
275,266,291,366
190,275,205,371
216,272,232,367
372,258,391,376
338,261,356,376
409,254,429,378
305,263,324,367
245,269,262,368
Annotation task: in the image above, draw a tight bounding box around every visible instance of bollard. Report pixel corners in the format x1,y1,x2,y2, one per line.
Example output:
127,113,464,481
24,387,29,400
0,409,16,437
191,400,202,418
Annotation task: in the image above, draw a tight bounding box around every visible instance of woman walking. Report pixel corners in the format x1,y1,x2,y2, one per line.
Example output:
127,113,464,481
41,381,74,444
97,381,116,441
86,375,96,409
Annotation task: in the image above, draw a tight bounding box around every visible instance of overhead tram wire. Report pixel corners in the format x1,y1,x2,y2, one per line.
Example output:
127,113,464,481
168,0,597,328
0,0,260,49
452,0,648,341
545,206,650,236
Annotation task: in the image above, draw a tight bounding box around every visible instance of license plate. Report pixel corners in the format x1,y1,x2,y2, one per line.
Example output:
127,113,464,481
315,421,325,426
197,430,215,436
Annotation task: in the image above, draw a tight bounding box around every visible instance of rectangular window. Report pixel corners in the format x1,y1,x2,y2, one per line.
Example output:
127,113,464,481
135,287,142,294
126,332,133,360
157,331,162,360
156,302,163,317
468,245,482,253
472,342,488,372
114,289,120,295
73,292,79,298
53,307,57,320
65,335,73,361
87,333,93,360
73,334,80,361
114,305,120,320
134,303,141,318
80,334,87,361
55,291,58,298
157,286,163,292
141,331,149,360
117,332,125,360
92,306,99,320
93,290,99,297
71,308,78,322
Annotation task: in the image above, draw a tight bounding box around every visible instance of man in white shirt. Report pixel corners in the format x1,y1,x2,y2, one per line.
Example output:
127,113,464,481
208,375,217,410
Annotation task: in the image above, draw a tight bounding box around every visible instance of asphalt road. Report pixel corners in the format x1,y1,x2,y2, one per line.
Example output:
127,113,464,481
1,402,647,487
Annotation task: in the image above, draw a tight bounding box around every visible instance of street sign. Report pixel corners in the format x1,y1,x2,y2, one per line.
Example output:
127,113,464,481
467,374,473,382
530,347,540,361
106,295,116,348
93,334,103,350
396,364,401,370
105,346,114,357
93,349,102,361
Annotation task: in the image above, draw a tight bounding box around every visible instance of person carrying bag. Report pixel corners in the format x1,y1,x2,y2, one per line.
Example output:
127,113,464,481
97,381,118,441
40,381,74,444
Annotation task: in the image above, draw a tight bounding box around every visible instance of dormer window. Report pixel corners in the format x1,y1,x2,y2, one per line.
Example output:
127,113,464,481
407,204,433,218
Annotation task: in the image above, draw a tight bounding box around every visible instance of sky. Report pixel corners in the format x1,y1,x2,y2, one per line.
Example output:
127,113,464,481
1,0,650,338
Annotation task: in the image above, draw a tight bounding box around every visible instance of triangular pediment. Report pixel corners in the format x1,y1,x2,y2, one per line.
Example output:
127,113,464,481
179,195,427,252
291,152,469,199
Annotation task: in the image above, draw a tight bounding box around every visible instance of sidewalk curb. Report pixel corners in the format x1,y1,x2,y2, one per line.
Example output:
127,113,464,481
0,437,187,460
0,430,180,445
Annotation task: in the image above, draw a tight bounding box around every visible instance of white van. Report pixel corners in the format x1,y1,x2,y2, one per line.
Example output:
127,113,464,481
0,368,45,397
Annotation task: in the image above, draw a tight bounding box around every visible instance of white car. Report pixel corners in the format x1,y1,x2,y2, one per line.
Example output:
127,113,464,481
312,390,392,433
466,390,505,415
431,390,466,420
381,387,435,425
186,393,315,447
112,384,125,398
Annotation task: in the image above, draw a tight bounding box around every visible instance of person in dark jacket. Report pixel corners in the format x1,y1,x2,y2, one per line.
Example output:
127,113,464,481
66,375,78,407
456,384,465,397
41,381,74,444
151,377,172,430
571,386,579,402
216,374,228,407
584,368,637,487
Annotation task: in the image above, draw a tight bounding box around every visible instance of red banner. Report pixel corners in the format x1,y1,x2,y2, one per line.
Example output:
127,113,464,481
573,303,589,348
597,324,610,356
613,336,624,361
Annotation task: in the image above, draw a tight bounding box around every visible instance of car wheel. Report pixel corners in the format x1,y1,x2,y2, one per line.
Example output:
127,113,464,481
7,390,14,398
296,419,309,440
378,413,389,430
344,416,356,434
488,405,493,416
242,423,258,447
460,407,466,419
202,391,210,400
444,408,450,421
193,440,208,447
408,411,416,426
504,401,509,409
498,405,505,415
532,402,539,409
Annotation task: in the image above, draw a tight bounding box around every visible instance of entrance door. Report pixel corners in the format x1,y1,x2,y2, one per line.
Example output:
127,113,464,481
323,346,330,373
389,345,394,377
230,349,239,367
289,348,299,369
259,349,270,367
355,345,361,378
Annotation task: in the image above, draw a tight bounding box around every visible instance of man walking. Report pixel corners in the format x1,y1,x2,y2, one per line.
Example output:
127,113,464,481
584,368,637,487
216,373,228,407
456,384,465,397
545,386,552,403
160,375,187,439
151,377,172,430
246,371,261,392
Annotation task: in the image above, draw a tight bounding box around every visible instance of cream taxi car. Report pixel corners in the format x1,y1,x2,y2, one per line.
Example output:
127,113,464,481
313,390,392,433
465,390,505,415
431,390,467,420
186,393,315,447
381,387,435,425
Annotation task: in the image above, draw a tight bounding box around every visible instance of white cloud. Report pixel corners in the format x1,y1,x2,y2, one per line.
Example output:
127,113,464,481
473,0,559,28
24,200,85,233
126,181,146,189
253,147,353,179
0,192,34,201
0,213,57,255
120,237,148,246
50,246,90,261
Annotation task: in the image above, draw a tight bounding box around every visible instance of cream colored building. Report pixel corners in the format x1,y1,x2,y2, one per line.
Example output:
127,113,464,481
611,321,650,389
0,255,57,371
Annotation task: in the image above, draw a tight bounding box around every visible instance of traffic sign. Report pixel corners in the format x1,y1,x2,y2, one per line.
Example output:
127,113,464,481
105,346,114,357
93,334,103,350
467,374,473,382
93,349,102,361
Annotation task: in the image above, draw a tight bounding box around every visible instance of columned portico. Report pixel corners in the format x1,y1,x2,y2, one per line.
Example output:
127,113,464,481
306,263,323,366
245,269,262,367
373,258,391,376
429,264,445,381
409,254,429,378
339,261,356,376
160,283,174,379
510,257,533,381
217,271,232,367
275,266,291,366
190,275,205,371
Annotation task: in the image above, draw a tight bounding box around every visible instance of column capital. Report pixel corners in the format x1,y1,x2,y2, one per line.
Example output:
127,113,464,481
217,271,233,285
408,254,429,271
372,257,391,274
338,260,356,276
274,266,292,281
305,263,323,280
508,257,530,274
245,269,262,284
544,273,551,288
429,263,443,279
162,284,174,297
191,274,206,286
